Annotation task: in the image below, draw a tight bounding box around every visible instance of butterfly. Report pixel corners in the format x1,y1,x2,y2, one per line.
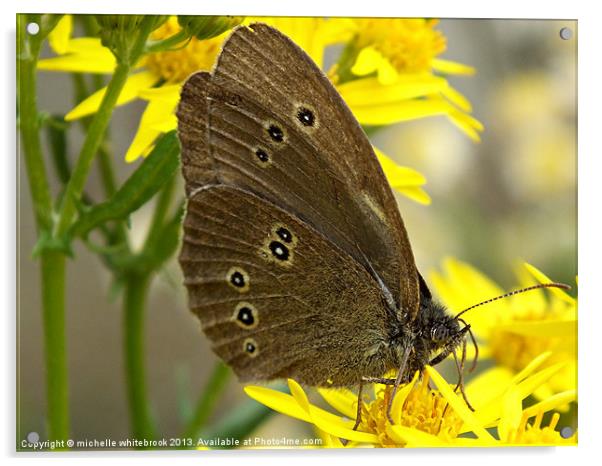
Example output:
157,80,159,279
177,22,474,424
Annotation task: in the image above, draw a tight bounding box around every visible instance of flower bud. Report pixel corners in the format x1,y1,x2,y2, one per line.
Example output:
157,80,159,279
177,16,244,40
95,15,167,61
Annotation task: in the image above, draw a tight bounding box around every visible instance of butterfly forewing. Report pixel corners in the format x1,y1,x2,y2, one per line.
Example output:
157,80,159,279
208,23,419,317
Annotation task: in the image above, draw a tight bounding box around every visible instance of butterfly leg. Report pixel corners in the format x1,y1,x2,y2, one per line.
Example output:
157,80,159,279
385,345,412,425
458,317,479,372
452,346,475,411
360,376,396,385
352,380,364,431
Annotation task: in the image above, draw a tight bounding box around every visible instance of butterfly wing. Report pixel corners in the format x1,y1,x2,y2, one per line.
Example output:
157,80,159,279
180,184,393,386
178,23,420,320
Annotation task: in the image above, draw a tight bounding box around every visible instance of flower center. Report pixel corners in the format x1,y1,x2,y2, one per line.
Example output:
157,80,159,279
144,17,224,83
361,375,463,447
489,307,561,372
505,412,575,444
354,19,447,74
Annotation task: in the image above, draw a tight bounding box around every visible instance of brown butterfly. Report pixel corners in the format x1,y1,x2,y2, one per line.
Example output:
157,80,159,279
176,23,567,425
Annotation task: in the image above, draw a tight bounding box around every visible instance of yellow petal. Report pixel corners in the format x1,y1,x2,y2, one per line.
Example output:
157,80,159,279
453,437,499,447
511,351,552,384
243,385,311,423
48,15,72,55
511,262,548,312
338,75,448,107
497,386,522,441
441,85,472,112
314,427,347,448
495,319,577,338
148,114,178,133
257,17,329,68
371,146,431,204
350,98,449,126
125,95,177,162
319,18,357,45
138,84,182,102
432,58,476,75
38,38,117,74
465,366,514,414
447,109,484,142
386,425,446,447
425,366,494,440
429,257,506,337
515,362,566,400
65,71,158,121
65,37,109,54
522,389,577,418
288,380,378,444
351,47,382,76
524,262,576,304
317,387,358,419
395,187,432,205
390,371,419,425
372,146,426,187
377,60,400,85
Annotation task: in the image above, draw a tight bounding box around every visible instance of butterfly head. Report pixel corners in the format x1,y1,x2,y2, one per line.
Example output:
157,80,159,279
409,297,468,369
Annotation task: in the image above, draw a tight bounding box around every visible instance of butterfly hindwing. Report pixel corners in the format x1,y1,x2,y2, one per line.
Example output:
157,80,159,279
180,184,392,386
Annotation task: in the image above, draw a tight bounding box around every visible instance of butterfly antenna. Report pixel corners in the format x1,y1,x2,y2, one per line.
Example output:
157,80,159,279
453,282,571,321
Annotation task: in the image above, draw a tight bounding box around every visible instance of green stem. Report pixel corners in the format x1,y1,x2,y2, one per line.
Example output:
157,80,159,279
183,362,231,439
54,61,131,237
71,73,119,200
146,29,189,53
40,252,69,442
17,17,53,231
144,172,176,250
18,15,70,442
54,18,157,238
123,273,155,442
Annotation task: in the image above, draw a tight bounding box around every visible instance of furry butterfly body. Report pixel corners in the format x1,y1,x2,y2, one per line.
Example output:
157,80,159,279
177,23,462,388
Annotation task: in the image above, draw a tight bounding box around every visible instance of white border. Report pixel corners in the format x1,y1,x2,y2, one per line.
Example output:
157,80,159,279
4,1,600,465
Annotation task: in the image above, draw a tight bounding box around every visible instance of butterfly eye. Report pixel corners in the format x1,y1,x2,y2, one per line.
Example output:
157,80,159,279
255,148,270,163
269,241,289,261
267,124,284,142
276,226,293,243
297,107,315,127
430,325,449,342
234,302,258,329
243,338,259,357
227,267,250,292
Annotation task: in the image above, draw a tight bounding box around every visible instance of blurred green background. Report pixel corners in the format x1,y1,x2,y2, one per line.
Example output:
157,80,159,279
18,18,576,443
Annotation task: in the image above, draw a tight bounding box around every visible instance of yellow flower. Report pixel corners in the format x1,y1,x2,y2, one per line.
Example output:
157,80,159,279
430,258,577,401
496,386,577,445
244,354,572,448
334,18,484,141
39,16,226,162
353,19,448,77
37,15,431,204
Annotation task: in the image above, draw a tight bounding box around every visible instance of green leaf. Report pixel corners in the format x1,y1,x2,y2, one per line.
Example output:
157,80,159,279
71,131,179,238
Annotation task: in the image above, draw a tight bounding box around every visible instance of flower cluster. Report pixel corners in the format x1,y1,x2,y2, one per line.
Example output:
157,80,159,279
38,15,483,205
245,261,577,448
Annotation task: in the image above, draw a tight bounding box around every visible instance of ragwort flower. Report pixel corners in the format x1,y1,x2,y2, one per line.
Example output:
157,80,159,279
333,18,484,141
430,258,577,401
38,16,432,204
244,353,572,448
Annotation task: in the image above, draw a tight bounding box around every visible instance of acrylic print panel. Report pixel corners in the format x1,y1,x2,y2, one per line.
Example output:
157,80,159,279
17,15,577,451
